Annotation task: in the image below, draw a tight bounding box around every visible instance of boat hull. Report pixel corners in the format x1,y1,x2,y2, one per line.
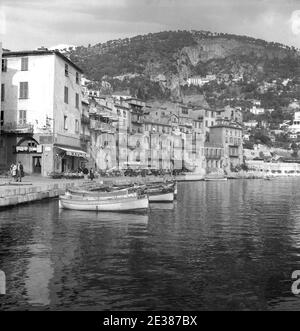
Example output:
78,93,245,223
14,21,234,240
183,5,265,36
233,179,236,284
204,178,228,181
59,195,149,212
149,192,174,202
176,174,204,182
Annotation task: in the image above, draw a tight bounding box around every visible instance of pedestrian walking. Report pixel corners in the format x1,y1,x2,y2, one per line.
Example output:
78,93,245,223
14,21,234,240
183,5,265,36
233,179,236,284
89,168,95,181
17,161,24,182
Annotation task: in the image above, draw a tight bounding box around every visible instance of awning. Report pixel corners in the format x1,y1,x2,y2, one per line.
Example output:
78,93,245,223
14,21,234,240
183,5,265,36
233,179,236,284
57,147,87,158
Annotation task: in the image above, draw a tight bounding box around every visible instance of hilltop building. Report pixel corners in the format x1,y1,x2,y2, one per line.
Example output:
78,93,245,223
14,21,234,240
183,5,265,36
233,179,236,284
288,111,300,133
187,75,216,87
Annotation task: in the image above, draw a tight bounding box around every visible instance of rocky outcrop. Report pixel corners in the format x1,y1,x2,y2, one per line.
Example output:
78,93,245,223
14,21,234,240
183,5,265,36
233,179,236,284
70,30,300,103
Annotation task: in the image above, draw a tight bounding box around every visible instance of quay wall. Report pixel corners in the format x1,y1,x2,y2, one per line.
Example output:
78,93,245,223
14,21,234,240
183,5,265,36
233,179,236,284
0,180,84,208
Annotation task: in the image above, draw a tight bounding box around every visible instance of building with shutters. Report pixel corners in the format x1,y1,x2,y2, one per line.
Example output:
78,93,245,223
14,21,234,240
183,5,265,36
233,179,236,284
0,49,86,176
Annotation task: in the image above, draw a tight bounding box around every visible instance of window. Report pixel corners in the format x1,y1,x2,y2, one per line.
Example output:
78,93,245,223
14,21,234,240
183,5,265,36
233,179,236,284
76,72,79,84
19,82,29,99
64,116,68,130
19,110,27,125
75,93,79,109
1,84,4,102
65,64,69,77
21,57,28,71
64,86,68,104
75,119,79,133
2,59,7,72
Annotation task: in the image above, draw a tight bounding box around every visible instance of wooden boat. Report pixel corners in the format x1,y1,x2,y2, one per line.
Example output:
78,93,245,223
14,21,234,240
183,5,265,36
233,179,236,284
176,173,204,182
204,177,228,181
264,176,273,181
67,187,137,199
204,173,228,181
148,191,174,202
147,183,175,203
59,193,149,212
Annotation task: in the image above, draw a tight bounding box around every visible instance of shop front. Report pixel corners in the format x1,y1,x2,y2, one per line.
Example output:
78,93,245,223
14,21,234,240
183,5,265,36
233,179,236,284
55,146,88,173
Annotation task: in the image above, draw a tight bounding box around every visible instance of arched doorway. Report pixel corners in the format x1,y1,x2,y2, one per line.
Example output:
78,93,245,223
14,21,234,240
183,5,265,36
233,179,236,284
16,137,42,175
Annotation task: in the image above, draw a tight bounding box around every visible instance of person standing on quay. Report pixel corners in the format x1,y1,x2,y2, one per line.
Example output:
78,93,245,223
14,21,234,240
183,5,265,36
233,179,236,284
89,168,95,181
10,163,17,182
17,161,24,182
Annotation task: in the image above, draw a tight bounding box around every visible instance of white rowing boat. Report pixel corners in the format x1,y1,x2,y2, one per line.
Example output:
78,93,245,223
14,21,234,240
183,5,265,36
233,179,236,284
59,194,149,212
66,188,135,199
148,192,174,202
204,177,228,181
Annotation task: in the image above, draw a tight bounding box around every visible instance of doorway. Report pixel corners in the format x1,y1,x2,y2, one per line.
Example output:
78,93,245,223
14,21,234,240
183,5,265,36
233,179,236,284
32,156,42,174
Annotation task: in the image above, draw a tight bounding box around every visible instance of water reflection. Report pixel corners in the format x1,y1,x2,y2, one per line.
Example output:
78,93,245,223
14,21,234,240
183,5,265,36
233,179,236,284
0,179,300,310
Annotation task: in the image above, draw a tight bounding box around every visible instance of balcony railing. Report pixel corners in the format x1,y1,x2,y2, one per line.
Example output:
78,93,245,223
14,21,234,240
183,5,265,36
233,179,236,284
132,116,144,125
1,122,34,134
90,120,115,133
80,134,91,142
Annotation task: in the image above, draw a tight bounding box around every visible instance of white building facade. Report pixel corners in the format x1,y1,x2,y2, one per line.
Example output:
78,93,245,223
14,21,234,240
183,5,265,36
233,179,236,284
0,43,4,170
0,50,86,176
288,111,300,134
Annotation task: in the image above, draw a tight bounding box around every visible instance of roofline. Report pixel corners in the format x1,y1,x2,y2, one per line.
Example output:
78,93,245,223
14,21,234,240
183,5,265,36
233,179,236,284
3,50,83,73
210,125,243,130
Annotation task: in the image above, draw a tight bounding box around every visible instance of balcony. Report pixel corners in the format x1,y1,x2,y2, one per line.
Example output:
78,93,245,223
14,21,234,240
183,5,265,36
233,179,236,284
81,114,90,125
1,122,34,134
131,116,144,125
80,134,91,142
90,120,115,133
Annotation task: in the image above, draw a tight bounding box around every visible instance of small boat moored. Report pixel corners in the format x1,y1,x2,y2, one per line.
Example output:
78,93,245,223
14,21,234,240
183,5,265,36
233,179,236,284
147,182,175,203
59,192,149,212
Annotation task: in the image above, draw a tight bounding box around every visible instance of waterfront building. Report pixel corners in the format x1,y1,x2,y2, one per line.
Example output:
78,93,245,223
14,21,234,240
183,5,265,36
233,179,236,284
80,99,92,168
0,49,85,176
144,108,174,170
203,142,225,173
209,118,243,171
0,43,4,170
125,98,147,167
114,101,131,169
88,98,118,171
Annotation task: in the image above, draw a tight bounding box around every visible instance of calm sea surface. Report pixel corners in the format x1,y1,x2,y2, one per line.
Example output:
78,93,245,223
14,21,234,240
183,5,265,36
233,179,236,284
1,179,300,311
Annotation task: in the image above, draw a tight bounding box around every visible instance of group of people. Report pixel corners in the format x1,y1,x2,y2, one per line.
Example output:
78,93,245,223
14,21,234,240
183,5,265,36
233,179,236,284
10,161,24,182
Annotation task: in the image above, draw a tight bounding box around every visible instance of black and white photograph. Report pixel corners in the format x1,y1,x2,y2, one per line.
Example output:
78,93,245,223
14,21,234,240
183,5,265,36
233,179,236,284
0,0,300,315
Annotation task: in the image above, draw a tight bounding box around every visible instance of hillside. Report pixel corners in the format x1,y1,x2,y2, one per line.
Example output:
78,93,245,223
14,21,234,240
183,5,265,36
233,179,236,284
69,30,300,107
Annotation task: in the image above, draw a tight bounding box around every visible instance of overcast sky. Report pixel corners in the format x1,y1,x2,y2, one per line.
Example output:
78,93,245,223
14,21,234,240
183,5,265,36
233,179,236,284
1,0,300,50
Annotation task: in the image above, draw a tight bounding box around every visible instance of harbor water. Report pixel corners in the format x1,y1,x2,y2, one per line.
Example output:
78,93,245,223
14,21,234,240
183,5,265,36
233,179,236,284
0,179,300,310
